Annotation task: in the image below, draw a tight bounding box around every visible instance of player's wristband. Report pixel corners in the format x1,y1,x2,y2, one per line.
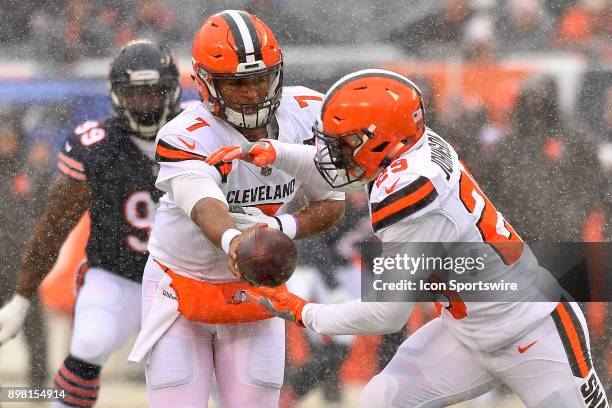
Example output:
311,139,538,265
221,228,242,255
273,214,298,239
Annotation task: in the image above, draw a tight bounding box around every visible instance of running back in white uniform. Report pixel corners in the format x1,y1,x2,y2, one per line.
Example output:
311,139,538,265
243,129,607,408
370,128,557,352
269,127,557,351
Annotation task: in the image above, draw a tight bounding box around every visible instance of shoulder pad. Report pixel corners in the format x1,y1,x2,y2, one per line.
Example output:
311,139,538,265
395,130,460,194
282,86,324,111
369,157,440,232
278,86,324,145
57,119,110,181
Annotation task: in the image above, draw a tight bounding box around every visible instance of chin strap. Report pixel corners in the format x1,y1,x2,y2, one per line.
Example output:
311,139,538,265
224,105,270,129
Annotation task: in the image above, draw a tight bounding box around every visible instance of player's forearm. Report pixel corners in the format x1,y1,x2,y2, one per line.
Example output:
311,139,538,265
292,199,345,239
170,173,236,249
191,198,236,248
17,222,71,298
301,300,413,335
269,142,337,191
16,208,86,298
270,141,364,192
16,176,90,299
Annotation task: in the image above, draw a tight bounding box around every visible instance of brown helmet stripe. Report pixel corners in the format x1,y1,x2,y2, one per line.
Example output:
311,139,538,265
220,11,247,63
220,10,263,64
237,11,262,62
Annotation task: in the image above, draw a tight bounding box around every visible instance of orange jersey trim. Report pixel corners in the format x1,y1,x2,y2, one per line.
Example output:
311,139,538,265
254,203,283,216
155,141,207,162
58,152,85,171
371,179,435,224
58,161,87,181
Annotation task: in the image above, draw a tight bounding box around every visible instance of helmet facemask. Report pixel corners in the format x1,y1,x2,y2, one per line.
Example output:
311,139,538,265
109,40,181,140
313,124,373,188
111,81,180,139
197,62,283,131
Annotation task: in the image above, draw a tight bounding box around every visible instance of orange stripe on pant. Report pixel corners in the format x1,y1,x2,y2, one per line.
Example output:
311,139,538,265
255,203,283,216
554,302,591,378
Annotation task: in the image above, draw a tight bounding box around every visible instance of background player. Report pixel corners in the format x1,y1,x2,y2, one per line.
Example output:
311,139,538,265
127,10,345,408
207,69,609,408
0,39,182,407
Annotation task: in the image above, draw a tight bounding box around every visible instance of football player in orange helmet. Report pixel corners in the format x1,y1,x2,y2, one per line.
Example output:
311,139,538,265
191,9,283,136
207,69,606,408
313,70,425,187
131,9,346,408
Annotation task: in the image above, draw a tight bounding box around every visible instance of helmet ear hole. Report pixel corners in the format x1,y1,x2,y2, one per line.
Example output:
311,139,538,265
371,141,389,153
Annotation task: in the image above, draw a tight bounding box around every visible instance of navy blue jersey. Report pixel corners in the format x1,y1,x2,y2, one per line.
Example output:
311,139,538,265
57,118,163,282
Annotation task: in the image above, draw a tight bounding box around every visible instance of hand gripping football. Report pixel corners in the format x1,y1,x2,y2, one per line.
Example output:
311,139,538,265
236,227,298,287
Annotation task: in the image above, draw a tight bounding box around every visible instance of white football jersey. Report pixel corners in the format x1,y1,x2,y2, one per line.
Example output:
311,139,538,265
147,86,342,281
370,128,558,351
256,128,562,351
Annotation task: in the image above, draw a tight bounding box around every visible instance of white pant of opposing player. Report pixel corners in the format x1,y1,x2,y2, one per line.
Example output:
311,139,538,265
69,268,143,364
52,268,142,408
359,303,609,408
142,259,285,408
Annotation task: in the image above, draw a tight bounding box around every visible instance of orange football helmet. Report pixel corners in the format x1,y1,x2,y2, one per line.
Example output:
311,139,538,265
192,10,283,130
314,69,425,187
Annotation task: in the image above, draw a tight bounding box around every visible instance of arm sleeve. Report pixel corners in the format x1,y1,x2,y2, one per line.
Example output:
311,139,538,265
301,300,412,335
269,140,363,193
57,129,93,182
299,213,460,335
170,173,228,216
376,212,460,242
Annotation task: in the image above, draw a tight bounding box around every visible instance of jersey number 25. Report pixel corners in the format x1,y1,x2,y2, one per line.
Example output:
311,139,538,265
459,168,524,265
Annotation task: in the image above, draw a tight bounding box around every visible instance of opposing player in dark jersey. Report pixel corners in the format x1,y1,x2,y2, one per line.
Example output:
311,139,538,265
0,39,182,407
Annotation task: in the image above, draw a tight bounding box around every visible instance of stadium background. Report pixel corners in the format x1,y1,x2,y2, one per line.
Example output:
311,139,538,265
0,0,610,406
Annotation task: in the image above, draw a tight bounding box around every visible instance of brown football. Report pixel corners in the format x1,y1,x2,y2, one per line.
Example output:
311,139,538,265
236,227,298,287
